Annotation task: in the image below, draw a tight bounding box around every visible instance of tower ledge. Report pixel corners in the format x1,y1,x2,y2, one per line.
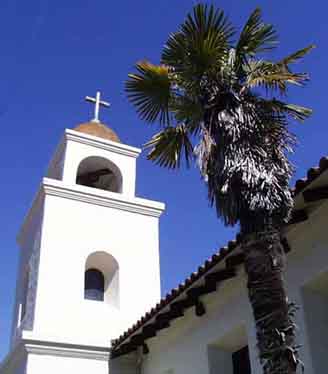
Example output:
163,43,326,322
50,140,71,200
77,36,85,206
65,129,140,157
17,177,165,246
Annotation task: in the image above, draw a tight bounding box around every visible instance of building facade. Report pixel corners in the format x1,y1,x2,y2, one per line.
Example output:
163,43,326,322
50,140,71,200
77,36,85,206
1,116,328,374
0,120,165,374
109,157,328,374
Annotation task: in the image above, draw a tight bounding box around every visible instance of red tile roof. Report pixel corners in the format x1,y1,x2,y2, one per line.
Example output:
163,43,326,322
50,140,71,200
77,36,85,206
293,156,328,196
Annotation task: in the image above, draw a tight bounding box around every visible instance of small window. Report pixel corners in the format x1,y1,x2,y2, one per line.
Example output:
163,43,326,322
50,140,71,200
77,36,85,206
232,346,251,374
84,268,105,301
84,251,120,307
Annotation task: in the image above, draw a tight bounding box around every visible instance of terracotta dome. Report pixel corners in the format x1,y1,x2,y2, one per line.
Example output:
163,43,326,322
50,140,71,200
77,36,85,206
74,121,120,143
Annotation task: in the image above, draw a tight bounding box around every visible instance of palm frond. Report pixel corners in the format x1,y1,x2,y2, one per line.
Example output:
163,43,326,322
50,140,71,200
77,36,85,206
125,3,313,230
235,8,278,70
125,61,171,125
278,44,315,66
244,60,309,94
171,95,203,135
145,125,194,168
262,98,312,122
162,4,234,82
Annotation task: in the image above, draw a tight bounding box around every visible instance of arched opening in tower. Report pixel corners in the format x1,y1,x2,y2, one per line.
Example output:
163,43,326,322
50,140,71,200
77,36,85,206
84,268,105,301
84,251,120,307
76,156,122,193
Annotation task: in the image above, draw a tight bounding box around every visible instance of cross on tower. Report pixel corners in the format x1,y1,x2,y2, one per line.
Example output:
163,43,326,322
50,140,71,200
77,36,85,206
85,91,110,123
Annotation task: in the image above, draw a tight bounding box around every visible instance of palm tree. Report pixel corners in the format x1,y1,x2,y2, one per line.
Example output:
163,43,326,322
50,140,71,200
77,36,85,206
125,4,313,373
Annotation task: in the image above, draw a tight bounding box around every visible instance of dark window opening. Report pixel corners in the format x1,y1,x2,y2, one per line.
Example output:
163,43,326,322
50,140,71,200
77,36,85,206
232,346,251,374
77,168,115,190
76,157,122,193
84,268,105,301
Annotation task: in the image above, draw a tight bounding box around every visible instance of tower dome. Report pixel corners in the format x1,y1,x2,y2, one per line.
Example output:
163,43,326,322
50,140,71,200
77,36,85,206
74,121,120,143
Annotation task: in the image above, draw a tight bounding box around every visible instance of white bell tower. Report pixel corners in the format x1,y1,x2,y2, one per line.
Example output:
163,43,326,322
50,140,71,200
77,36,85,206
1,94,165,374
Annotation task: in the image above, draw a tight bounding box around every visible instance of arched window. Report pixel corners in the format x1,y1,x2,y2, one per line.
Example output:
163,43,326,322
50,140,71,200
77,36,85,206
76,156,122,193
84,251,120,307
84,268,105,301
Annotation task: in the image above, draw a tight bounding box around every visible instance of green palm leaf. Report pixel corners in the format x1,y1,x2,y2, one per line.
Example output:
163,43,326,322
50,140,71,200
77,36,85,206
162,4,234,82
145,125,194,168
235,8,277,71
125,61,171,125
278,44,315,66
171,95,203,135
263,99,312,121
244,59,309,94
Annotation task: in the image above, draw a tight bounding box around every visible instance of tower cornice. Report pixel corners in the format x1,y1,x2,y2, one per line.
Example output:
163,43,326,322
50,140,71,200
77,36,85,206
42,178,165,216
0,334,110,373
65,129,141,158
47,129,142,181
17,178,165,245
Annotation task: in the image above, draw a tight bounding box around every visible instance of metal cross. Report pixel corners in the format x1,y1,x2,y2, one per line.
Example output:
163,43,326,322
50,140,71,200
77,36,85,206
85,91,110,123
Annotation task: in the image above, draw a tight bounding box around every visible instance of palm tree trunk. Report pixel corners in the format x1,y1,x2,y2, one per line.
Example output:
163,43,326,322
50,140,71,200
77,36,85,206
242,229,300,374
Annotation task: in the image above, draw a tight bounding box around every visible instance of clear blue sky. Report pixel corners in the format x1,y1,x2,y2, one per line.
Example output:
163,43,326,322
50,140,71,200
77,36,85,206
0,0,327,361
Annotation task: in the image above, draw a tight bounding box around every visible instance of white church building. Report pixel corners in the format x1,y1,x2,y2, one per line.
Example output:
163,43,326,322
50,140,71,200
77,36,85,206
1,93,328,374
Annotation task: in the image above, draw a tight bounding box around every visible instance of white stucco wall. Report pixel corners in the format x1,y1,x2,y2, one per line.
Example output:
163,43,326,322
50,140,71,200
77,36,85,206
55,129,140,197
4,125,328,374
109,352,138,374
10,197,44,347
141,274,261,374
131,201,328,374
2,129,165,374
302,289,328,373
26,351,108,374
0,345,27,374
30,181,164,347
